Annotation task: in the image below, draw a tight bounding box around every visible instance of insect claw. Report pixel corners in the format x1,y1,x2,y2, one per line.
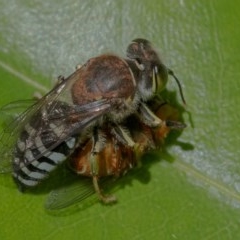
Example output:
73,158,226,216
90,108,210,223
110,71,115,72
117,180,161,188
92,176,117,204
101,194,117,204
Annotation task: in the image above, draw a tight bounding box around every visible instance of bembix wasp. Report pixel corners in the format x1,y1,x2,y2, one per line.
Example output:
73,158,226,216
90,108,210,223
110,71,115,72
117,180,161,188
0,38,186,205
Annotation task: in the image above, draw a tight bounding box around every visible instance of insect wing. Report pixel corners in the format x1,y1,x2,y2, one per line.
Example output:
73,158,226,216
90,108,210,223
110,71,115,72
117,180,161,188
45,176,116,210
45,177,96,210
0,99,37,118
0,68,111,174
0,100,39,172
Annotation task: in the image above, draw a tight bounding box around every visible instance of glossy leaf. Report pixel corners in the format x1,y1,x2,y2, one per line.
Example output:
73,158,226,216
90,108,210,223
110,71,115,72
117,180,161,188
0,1,240,239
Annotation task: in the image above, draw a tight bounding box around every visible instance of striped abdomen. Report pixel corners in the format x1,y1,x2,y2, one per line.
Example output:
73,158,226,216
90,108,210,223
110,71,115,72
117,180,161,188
13,143,76,191
12,103,77,190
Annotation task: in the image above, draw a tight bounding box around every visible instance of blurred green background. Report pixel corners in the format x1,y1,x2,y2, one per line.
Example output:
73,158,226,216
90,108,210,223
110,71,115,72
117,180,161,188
0,0,240,239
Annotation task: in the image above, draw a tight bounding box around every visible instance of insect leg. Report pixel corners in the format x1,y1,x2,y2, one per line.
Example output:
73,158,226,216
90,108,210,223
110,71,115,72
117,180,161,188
90,127,117,204
139,100,186,129
110,124,135,147
133,59,145,71
92,176,117,204
138,102,163,127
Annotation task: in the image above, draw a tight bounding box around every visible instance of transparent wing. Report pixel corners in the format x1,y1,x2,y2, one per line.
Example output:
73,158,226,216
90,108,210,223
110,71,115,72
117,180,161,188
0,69,112,173
0,99,38,172
0,99,38,134
45,177,96,210
45,168,142,210
0,99,111,173
45,176,114,210
0,99,37,117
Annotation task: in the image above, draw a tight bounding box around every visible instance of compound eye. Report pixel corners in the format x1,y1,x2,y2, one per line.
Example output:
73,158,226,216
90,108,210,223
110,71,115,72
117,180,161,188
152,65,168,94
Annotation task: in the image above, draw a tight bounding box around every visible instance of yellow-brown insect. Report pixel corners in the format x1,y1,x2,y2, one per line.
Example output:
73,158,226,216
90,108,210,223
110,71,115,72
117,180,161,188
68,101,185,203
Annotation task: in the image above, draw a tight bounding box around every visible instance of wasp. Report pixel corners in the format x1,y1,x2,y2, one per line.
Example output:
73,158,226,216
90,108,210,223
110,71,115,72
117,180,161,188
0,38,186,204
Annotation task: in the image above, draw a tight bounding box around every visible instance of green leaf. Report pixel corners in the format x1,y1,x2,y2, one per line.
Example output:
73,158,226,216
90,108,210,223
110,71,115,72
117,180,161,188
0,1,240,239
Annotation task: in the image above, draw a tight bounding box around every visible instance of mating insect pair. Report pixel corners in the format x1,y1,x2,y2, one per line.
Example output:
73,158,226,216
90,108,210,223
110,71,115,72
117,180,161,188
0,38,186,206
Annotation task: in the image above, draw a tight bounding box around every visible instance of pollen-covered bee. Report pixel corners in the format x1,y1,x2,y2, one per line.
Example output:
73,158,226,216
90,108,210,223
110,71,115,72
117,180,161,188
67,101,185,204
45,101,185,209
0,38,186,205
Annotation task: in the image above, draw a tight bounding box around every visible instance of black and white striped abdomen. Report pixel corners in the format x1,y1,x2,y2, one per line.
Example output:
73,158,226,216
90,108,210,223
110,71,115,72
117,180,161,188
12,121,77,190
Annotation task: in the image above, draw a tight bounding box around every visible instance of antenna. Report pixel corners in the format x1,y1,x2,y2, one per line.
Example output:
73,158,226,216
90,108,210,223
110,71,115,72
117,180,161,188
168,68,186,105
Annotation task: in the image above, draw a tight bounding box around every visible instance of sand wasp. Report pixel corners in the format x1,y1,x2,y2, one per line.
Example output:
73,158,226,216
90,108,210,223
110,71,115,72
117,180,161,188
0,39,186,206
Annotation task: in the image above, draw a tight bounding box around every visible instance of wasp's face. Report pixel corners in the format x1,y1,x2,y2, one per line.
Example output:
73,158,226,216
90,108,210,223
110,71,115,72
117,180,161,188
126,38,157,63
126,38,168,99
